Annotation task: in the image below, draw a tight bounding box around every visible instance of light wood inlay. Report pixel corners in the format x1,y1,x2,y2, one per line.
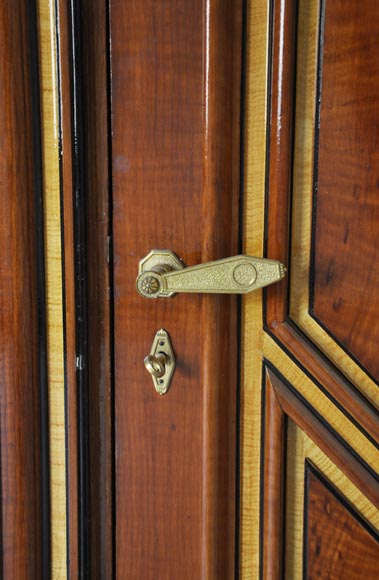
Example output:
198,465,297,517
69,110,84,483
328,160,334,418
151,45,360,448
37,1,67,577
240,1,270,577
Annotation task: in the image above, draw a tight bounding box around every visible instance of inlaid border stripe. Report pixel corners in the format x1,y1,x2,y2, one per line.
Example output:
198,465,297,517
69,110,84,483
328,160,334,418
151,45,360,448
37,1,67,576
240,0,271,577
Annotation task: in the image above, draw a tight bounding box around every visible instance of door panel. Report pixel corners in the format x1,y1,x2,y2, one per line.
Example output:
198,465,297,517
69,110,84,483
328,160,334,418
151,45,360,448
304,465,379,580
241,0,379,578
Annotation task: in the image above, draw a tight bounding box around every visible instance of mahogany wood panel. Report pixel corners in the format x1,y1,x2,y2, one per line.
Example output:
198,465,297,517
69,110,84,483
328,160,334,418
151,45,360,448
0,1,45,577
111,2,242,578
305,466,379,580
313,0,379,379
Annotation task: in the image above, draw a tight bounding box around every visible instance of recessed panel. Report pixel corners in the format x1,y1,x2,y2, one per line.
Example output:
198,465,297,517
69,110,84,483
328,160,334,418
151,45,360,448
312,0,379,379
305,466,379,580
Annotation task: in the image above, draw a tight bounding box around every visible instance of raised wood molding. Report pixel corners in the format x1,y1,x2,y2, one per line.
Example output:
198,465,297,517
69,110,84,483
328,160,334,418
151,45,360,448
239,0,270,576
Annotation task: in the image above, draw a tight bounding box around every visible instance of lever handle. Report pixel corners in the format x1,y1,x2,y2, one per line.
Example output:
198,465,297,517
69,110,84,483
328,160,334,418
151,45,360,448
136,250,285,298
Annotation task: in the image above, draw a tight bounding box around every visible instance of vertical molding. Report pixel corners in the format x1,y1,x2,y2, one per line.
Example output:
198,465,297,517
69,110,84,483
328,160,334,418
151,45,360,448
37,0,67,577
240,0,270,577
55,0,79,574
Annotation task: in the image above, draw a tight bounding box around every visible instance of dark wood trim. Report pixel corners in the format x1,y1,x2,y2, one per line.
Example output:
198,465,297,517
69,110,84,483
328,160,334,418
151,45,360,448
262,373,285,580
82,0,113,577
265,0,297,324
0,1,47,577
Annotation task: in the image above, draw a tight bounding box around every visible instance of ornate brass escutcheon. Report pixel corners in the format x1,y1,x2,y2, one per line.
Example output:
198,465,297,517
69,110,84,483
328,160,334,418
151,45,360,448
144,329,176,395
136,250,286,298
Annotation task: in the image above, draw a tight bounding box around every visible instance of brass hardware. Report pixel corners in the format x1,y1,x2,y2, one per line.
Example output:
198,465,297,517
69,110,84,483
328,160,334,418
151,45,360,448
144,353,167,378
136,250,286,298
144,329,175,395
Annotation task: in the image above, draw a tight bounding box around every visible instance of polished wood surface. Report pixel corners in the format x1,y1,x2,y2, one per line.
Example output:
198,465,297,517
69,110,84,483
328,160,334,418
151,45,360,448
111,2,242,577
313,0,379,380
306,467,379,580
0,1,44,577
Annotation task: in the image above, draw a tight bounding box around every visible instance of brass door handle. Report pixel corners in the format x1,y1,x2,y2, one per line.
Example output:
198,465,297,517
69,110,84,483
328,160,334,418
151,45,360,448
136,250,285,298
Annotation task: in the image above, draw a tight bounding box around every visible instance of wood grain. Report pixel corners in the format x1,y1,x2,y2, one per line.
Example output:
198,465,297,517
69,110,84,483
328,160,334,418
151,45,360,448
306,466,379,580
313,0,379,380
55,0,78,576
286,422,379,580
37,0,67,576
265,0,296,324
111,2,242,577
262,377,285,580
0,1,44,577
288,0,379,407
239,0,270,576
